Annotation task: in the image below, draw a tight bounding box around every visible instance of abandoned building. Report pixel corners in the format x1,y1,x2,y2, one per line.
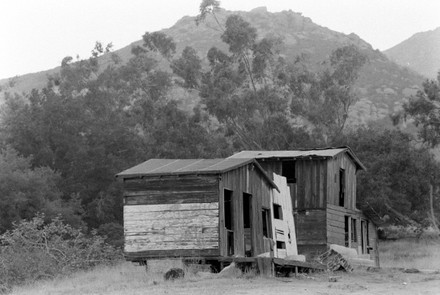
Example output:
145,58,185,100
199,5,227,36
116,158,301,263
229,147,379,266
116,147,379,270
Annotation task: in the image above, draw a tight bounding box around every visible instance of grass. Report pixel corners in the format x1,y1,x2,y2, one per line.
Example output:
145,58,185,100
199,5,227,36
10,238,440,294
379,237,440,270
9,259,264,295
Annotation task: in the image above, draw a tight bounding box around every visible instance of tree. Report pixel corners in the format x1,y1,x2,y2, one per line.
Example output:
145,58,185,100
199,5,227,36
171,46,202,89
403,71,440,147
290,45,368,143
336,127,440,228
0,146,83,233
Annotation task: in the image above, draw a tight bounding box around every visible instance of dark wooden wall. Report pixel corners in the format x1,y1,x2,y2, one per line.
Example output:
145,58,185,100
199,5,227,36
327,153,357,209
219,164,273,257
295,159,327,209
122,175,220,260
294,209,327,259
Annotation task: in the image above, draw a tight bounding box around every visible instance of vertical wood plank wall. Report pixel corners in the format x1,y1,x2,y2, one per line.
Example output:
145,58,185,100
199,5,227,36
123,175,220,259
327,154,357,209
219,164,273,257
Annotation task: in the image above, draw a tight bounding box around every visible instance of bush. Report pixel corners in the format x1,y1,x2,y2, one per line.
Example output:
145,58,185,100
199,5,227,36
0,214,122,288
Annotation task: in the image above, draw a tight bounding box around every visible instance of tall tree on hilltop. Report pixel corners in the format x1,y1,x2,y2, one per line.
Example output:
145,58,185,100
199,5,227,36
403,71,440,147
402,70,440,231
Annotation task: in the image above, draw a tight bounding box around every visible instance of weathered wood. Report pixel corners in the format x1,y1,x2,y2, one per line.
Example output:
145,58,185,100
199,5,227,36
124,248,220,260
125,191,218,205
124,175,218,189
124,202,219,253
124,202,218,212
124,209,218,222
273,258,326,270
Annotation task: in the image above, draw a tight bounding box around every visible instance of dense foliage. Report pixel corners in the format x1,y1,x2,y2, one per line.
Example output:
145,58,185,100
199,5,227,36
0,215,121,290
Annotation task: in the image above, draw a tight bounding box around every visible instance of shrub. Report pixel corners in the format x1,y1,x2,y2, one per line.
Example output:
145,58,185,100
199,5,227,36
0,214,122,288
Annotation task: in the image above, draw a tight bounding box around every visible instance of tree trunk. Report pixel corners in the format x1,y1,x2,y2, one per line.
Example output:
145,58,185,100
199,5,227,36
429,184,440,233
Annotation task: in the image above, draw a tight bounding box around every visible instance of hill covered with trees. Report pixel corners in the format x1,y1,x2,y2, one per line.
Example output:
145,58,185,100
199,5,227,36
0,1,439,252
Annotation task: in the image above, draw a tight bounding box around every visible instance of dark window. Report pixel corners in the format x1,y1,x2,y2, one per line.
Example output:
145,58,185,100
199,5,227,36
339,169,345,207
224,189,234,256
243,193,252,228
351,218,357,243
262,208,271,238
273,203,283,220
224,189,233,230
344,216,349,247
276,241,286,249
282,161,296,183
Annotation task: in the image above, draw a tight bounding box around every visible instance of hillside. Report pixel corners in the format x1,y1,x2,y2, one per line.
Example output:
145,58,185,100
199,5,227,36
0,7,425,126
384,27,440,79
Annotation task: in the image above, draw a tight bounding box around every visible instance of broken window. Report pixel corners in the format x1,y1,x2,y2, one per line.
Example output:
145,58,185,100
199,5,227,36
273,203,283,220
339,168,345,207
224,189,234,256
262,208,271,238
282,161,296,183
351,218,357,243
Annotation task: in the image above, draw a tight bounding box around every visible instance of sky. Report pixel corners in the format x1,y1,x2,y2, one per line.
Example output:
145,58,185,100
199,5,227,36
1,0,439,80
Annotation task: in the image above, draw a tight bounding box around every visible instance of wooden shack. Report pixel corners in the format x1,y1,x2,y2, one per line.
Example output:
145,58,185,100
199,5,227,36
229,147,379,266
116,158,298,263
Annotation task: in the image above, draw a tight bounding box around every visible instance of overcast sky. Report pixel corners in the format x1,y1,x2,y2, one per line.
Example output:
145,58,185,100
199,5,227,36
1,0,439,80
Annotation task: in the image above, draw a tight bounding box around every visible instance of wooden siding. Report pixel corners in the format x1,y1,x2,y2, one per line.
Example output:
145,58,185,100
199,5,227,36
219,164,273,257
124,203,219,253
295,159,327,209
327,154,357,209
123,176,218,205
123,175,220,258
294,209,327,245
326,204,379,265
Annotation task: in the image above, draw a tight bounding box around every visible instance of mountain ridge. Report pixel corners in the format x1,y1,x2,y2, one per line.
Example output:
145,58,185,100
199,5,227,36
384,27,440,79
0,7,427,128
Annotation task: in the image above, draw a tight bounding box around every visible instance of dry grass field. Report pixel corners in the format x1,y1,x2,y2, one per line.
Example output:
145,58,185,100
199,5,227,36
9,238,440,295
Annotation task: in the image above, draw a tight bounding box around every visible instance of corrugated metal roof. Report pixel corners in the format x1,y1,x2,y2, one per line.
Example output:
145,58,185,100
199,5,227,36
116,157,279,190
229,147,365,170
229,149,347,159
117,158,253,178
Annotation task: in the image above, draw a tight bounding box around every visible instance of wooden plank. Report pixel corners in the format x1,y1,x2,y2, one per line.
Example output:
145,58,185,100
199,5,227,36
124,222,219,233
125,191,218,205
125,240,218,251
124,202,218,212
327,212,346,223
327,219,345,229
273,258,326,270
124,175,218,188
124,209,218,221
124,248,220,260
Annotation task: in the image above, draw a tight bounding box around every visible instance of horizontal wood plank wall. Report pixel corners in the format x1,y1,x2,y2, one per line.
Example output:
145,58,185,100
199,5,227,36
327,205,346,245
295,159,326,209
123,175,220,258
123,176,218,205
295,209,326,245
327,154,357,209
124,202,219,253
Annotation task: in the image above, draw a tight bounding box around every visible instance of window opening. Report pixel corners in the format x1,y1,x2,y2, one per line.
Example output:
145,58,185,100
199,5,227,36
262,208,271,238
224,189,234,256
282,161,296,183
273,203,283,220
339,169,345,207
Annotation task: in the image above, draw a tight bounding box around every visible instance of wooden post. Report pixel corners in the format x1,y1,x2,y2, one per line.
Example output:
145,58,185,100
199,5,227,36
257,257,274,277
